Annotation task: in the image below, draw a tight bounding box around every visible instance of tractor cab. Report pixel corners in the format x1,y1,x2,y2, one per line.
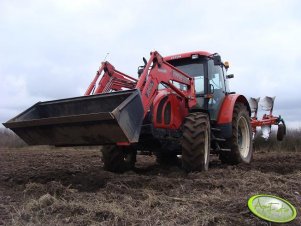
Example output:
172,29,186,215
166,52,230,121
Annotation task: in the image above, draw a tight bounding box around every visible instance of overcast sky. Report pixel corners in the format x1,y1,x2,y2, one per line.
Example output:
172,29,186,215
1,0,301,128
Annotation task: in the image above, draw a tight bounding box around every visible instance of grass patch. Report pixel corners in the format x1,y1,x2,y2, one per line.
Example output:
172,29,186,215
254,128,301,152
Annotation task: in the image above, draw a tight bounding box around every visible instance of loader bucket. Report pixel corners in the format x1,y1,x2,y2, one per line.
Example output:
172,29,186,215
3,89,144,146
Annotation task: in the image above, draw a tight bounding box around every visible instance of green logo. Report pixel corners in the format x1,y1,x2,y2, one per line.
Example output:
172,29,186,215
248,194,297,223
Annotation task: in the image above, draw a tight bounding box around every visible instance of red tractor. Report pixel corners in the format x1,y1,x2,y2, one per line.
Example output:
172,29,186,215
3,50,285,172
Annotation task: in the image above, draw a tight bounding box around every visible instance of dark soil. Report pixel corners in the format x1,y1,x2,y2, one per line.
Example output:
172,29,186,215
0,147,300,225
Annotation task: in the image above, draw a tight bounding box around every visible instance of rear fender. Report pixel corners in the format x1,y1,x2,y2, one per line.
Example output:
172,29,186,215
215,94,250,139
217,94,251,124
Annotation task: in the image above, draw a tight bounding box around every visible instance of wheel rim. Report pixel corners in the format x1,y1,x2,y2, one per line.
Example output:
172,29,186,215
237,116,250,158
204,128,209,166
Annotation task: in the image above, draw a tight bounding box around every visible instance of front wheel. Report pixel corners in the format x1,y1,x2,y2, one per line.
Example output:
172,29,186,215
181,112,210,172
220,103,253,165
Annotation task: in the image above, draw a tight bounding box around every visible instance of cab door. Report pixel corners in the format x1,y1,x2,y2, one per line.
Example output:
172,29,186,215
207,59,227,120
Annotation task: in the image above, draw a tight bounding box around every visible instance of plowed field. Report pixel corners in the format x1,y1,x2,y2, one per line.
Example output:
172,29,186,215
0,148,300,225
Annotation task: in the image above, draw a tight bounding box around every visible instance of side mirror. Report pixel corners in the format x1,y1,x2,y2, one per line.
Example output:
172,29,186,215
226,74,234,79
213,55,222,65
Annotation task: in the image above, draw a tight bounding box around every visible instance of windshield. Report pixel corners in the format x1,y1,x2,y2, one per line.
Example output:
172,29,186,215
168,58,206,94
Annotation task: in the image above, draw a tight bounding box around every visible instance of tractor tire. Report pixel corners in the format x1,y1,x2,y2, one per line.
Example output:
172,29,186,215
181,112,210,172
219,103,253,165
277,124,285,141
101,145,136,173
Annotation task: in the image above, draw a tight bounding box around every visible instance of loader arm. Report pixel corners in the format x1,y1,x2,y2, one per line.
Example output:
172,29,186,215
135,51,197,117
85,62,138,95
86,51,197,117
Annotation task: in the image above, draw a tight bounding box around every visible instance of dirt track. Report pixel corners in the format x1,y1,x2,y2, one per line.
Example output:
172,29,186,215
0,147,300,225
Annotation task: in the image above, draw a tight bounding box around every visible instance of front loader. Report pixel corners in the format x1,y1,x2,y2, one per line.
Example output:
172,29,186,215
3,50,286,172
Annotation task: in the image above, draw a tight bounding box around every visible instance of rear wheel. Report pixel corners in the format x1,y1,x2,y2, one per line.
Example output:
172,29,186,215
181,112,210,172
101,145,136,173
220,103,253,165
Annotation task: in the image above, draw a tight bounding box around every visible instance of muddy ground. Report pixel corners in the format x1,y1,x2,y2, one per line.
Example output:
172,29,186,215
0,147,300,226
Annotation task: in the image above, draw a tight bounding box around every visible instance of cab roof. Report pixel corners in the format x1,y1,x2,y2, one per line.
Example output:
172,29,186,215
163,51,212,61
